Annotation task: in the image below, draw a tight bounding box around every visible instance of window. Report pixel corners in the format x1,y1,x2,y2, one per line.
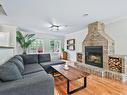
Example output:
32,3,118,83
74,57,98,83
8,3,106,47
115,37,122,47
28,39,61,53
28,39,44,54
49,40,61,53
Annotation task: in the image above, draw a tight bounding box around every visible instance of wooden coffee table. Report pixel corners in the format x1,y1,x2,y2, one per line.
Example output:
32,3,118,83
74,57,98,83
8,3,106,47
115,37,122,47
51,65,89,94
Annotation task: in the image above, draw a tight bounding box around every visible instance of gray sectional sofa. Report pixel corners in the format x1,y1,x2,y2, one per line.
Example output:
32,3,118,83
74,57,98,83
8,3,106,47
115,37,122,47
0,54,65,95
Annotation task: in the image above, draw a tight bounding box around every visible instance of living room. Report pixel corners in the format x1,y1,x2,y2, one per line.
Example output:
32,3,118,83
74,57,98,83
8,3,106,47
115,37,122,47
0,0,127,95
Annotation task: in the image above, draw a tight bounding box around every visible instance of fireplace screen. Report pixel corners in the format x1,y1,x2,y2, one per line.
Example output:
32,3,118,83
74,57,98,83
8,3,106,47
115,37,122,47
85,46,103,68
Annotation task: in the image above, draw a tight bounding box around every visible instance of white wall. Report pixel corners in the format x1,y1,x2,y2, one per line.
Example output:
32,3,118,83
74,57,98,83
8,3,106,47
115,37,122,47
65,19,127,61
0,25,17,65
0,48,14,65
105,19,127,55
65,29,88,61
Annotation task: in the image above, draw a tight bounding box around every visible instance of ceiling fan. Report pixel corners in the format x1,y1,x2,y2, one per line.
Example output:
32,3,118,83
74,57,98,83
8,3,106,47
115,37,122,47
49,24,68,31
45,18,68,32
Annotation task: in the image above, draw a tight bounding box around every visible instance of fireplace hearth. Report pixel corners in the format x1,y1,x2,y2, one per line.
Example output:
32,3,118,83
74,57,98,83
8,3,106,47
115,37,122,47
85,46,103,68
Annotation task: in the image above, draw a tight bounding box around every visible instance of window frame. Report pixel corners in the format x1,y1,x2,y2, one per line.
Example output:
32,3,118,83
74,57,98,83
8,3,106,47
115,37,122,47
49,39,61,53
28,39,44,54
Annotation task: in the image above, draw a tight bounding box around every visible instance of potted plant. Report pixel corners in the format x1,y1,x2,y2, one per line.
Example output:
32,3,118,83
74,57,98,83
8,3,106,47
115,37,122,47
61,48,65,52
16,31,36,54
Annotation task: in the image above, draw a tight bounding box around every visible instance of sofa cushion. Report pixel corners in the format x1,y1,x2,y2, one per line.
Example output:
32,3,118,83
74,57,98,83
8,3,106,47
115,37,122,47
23,64,44,75
38,54,51,63
51,60,65,65
9,57,24,73
23,70,48,79
21,54,38,64
40,60,65,66
0,61,22,82
14,55,24,63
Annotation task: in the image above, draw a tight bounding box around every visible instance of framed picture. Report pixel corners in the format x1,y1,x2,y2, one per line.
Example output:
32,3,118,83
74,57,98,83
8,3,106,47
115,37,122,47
0,32,10,46
67,39,75,45
67,39,75,51
67,45,75,51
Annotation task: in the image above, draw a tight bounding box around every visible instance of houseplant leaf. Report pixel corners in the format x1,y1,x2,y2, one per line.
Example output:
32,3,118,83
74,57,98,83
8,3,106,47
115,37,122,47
16,31,36,54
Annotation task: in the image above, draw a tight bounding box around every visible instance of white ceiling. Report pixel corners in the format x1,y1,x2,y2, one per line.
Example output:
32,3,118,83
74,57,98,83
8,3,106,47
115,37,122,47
0,0,127,36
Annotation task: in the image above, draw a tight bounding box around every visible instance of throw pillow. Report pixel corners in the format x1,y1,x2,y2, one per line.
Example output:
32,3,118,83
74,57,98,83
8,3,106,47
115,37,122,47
0,61,22,82
14,55,24,63
9,58,24,73
38,54,51,63
21,54,38,64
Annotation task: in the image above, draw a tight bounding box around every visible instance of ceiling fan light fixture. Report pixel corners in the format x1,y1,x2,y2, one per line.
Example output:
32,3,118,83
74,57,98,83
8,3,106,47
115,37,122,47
50,26,59,31
46,19,68,32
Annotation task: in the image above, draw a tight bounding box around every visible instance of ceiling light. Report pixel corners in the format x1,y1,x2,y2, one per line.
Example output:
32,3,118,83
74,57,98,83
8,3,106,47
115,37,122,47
50,26,59,31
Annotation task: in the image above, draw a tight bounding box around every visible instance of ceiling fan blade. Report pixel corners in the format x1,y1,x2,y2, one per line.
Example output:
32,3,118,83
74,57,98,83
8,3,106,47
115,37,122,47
47,20,54,26
46,18,58,27
44,17,69,31
52,18,58,25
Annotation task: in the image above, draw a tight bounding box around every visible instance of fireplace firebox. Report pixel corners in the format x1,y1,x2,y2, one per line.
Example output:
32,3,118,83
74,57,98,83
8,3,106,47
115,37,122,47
85,46,103,68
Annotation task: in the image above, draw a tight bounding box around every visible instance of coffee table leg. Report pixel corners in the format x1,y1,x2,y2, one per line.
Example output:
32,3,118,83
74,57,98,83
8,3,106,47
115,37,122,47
67,77,87,94
84,77,87,87
67,79,70,94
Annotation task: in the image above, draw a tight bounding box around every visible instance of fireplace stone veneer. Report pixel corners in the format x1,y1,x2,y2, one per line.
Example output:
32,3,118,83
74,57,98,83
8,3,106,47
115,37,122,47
76,21,127,81
82,21,114,70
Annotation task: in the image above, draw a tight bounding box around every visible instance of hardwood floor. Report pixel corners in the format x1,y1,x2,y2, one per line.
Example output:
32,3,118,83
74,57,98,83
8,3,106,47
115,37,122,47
54,74,127,95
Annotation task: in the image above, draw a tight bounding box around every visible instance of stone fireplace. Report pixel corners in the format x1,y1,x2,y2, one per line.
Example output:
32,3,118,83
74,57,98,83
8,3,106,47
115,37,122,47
82,21,114,69
75,21,127,81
